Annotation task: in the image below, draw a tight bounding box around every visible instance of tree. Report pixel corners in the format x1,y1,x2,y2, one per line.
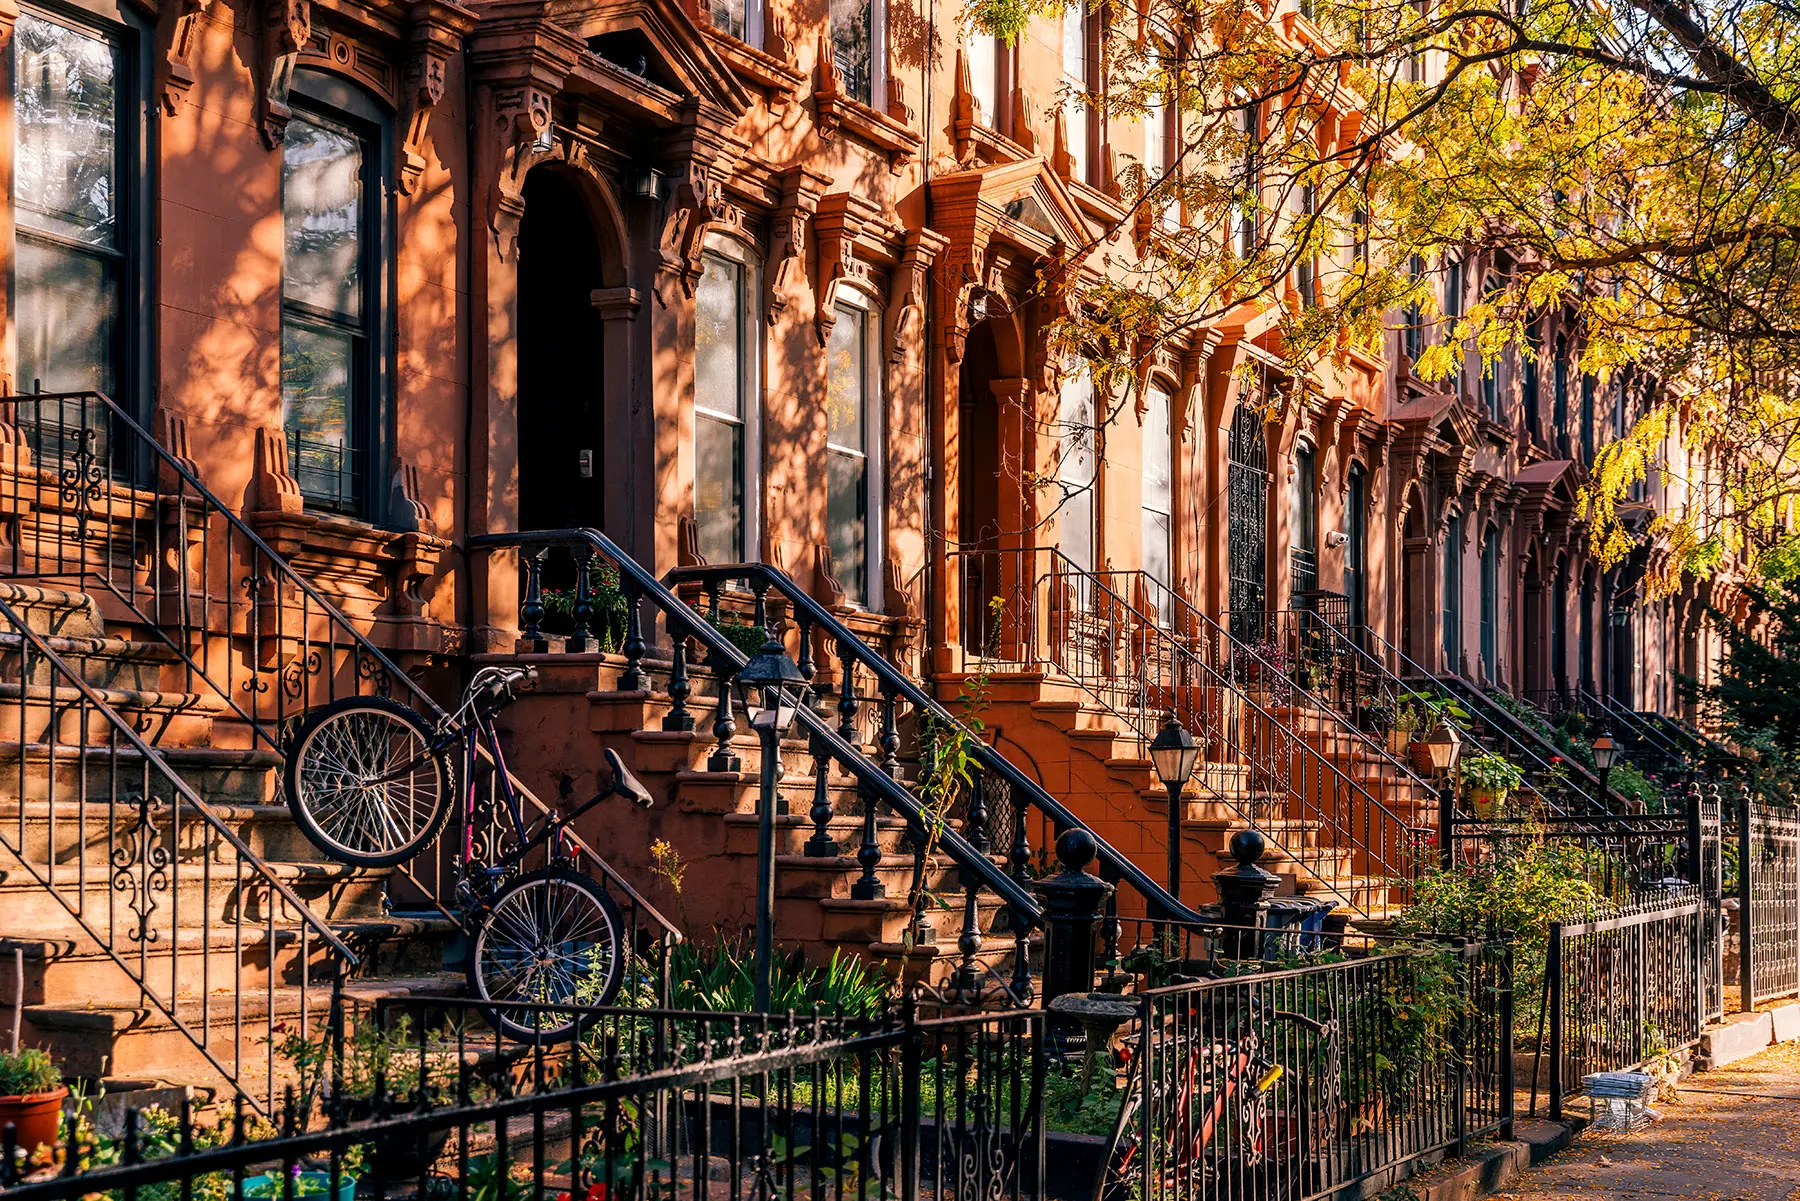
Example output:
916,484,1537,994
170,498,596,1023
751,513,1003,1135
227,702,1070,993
1685,581,1800,799
967,0,1800,587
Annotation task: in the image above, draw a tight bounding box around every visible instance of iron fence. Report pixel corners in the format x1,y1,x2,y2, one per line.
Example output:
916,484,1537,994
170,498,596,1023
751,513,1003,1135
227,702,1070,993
1101,940,1512,1201
0,1002,1048,1201
1545,888,1713,1119
1731,793,1800,1007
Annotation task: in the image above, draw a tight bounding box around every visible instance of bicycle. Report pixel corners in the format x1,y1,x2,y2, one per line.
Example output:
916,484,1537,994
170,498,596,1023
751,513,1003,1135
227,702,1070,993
282,665,655,1041
1094,993,1339,1201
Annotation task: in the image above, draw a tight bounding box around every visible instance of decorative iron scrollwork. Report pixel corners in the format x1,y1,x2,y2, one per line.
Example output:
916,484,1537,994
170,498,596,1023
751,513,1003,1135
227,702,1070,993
111,792,170,944
60,424,106,544
279,648,324,700
355,647,392,697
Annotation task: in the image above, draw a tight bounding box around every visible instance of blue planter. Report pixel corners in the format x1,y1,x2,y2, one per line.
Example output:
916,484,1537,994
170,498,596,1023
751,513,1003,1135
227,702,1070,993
238,1172,358,1201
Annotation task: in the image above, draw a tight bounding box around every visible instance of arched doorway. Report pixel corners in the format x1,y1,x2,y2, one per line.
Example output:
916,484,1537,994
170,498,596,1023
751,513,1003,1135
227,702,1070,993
517,168,609,537
1226,404,1267,637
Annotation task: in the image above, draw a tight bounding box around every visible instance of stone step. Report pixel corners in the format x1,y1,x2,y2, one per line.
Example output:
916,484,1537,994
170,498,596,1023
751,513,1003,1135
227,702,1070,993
0,581,108,640
0,742,281,809
0,629,182,692
0,856,394,930
773,851,1005,902
0,681,225,747
722,812,913,858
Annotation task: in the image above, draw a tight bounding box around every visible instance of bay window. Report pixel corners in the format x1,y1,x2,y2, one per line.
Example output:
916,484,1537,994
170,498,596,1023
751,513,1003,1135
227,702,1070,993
281,73,390,518
826,294,881,605
694,243,760,564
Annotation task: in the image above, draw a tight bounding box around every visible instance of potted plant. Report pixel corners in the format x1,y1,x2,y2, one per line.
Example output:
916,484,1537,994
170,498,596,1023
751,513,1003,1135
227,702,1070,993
0,1047,65,1162
1390,701,1424,758
1460,751,1526,818
1356,696,1395,738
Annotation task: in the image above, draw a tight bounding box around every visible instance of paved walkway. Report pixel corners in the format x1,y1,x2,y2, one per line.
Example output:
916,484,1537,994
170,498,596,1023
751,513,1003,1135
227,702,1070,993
1497,1041,1800,1201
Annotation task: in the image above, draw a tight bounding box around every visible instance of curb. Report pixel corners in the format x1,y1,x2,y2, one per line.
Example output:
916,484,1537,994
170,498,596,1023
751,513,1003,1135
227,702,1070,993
1373,1119,1577,1201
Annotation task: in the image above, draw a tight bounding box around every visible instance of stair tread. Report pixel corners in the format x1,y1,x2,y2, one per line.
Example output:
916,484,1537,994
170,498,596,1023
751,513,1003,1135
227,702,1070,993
0,680,227,713
0,630,179,662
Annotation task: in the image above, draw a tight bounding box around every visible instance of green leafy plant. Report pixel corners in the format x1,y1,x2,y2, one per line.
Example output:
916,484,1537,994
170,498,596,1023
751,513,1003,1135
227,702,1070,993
541,561,630,648
706,611,770,658
623,934,893,1017
0,1048,59,1096
1458,752,1525,797
275,1015,427,1116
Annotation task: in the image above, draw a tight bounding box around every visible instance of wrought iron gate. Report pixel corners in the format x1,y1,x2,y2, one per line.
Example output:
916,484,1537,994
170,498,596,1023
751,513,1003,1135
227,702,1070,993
1227,404,1268,637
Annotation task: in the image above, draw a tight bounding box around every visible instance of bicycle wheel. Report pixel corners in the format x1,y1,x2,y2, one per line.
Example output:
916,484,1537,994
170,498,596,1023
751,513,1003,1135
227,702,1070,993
284,696,451,868
466,868,625,1043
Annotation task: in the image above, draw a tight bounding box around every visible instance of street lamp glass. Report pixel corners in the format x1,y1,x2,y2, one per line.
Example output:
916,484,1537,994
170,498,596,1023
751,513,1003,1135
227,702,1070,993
736,633,809,737
1591,733,1619,771
1424,722,1464,773
1149,712,1201,787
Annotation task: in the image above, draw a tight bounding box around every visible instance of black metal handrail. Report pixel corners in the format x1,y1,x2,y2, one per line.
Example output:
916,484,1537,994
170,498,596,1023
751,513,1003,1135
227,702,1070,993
1577,686,1694,773
0,593,356,1114
1357,624,1620,813
470,530,1049,935
955,545,1426,912
0,390,677,944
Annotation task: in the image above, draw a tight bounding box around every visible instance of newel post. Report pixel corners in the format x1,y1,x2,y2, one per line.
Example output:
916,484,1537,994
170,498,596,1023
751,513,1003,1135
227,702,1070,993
1031,829,1114,1007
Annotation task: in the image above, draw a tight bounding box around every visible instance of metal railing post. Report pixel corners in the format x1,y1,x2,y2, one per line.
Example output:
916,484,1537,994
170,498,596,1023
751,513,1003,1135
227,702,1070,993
900,998,921,1201
1499,941,1516,1142
1547,921,1565,1121
1741,788,1755,1012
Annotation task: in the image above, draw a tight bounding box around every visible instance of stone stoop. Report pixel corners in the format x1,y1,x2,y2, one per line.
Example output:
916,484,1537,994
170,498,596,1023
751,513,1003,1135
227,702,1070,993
0,580,463,1101
481,651,1035,994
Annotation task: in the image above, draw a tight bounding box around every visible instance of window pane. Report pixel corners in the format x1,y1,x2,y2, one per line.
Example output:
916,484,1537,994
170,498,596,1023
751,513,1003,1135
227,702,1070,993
281,322,356,507
968,31,996,124
1057,369,1095,573
695,255,744,419
826,303,866,449
827,451,867,604
15,12,116,247
1142,386,1172,512
695,413,744,563
16,237,114,395
830,0,873,103
283,116,363,319
1144,509,1171,622
710,0,746,39
1061,7,1088,181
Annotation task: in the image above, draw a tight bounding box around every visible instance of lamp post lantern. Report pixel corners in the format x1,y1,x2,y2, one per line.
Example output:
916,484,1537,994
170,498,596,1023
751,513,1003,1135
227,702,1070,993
1425,721,1464,870
1149,712,1201,907
1591,731,1619,811
736,630,809,1012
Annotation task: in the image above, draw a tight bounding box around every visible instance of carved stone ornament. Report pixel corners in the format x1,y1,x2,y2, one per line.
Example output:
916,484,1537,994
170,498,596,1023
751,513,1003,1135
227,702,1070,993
886,228,946,365
765,166,828,328
398,43,450,194
252,426,305,515
158,0,214,116
487,84,555,255
812,194,873,347
258,0,312,149
659,163,729,303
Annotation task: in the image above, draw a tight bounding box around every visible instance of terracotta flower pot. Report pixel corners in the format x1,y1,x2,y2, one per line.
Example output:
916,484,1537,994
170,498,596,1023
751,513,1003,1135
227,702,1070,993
1409,740,1436,775
1388,729,1413,757
0,1085,68,1161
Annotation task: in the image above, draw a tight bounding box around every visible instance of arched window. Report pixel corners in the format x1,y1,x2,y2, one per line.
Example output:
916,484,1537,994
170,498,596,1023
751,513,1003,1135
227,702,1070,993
1290,442,1317,596
825,288,883,606
280,70,394,518
694,236,762,564
1227,404,1268,635
13,0,152,422
1442,515,1461,667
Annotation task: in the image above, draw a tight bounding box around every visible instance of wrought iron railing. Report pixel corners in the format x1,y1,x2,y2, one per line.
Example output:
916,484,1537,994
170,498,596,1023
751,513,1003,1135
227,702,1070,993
471,530,1062,1001
952,546,1429,914
0,390,678,1097
0,592,357,1114
1576,686,1694,779
285,429,363,515
1727,790,1800,1008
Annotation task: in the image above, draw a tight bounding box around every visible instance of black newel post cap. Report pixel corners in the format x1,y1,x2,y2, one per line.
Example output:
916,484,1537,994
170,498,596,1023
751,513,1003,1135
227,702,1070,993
1215,828,1280,913
1033,829,1115,913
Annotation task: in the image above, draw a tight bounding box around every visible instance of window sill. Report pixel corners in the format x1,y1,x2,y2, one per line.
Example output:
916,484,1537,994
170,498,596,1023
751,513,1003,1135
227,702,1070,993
1065,176,1127,227
954,117,1031,167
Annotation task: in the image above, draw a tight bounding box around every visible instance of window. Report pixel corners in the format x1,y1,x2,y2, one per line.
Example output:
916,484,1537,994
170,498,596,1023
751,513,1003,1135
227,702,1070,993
1345,465,1366,629
1523,319,1541,437
1408,0,1427,82
1481,272,1504,418
1553,334,1570,455
281,73,390,517
1057,367,1097,576
1290,443,1317,595
1234,103,1260,258
830,0,881,105
1142,384,1174,623
968,29,996,125
13,6,132,402
1442,258,1462,388
1061,4,1091,183
1296,183,1317,305
826,295,881,605
1480,528,1498,678
1580,372,1595,459
1403,256,1425,364
694,246,759,563
1442,515,1461,666
708,0,762,43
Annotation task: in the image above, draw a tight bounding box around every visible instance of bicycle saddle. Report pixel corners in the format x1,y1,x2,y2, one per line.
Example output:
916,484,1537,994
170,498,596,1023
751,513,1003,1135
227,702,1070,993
604,747,655,807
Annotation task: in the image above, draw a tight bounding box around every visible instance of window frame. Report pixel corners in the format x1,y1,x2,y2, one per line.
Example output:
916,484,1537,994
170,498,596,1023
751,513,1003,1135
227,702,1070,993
9,0,153,427
1141,380,1175,624
1056,363,1099,577
1442,514,1461,666
1479,525,1498,678
279,68,395,523
692,233,764,565
707,0,763,47
824,285,883,609
829,0,884,108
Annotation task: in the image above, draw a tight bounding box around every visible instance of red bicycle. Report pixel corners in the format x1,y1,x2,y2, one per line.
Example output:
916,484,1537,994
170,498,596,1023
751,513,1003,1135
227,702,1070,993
1095,997,1339,1201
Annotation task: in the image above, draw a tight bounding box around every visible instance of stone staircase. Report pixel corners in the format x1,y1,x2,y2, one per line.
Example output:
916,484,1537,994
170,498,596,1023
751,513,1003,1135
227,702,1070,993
486,651,1033,994
0,579,462,1106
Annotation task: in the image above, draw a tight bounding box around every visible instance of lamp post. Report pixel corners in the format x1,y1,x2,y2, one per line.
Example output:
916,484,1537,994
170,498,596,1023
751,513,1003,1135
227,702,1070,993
1424,721,1464,870
1591,731,1619,811
736,631,808,1013
1149,712,1201,908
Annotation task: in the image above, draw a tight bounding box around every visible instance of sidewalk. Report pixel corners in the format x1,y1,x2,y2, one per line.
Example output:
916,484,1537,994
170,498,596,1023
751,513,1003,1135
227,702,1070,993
1496,1042,1800,1201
